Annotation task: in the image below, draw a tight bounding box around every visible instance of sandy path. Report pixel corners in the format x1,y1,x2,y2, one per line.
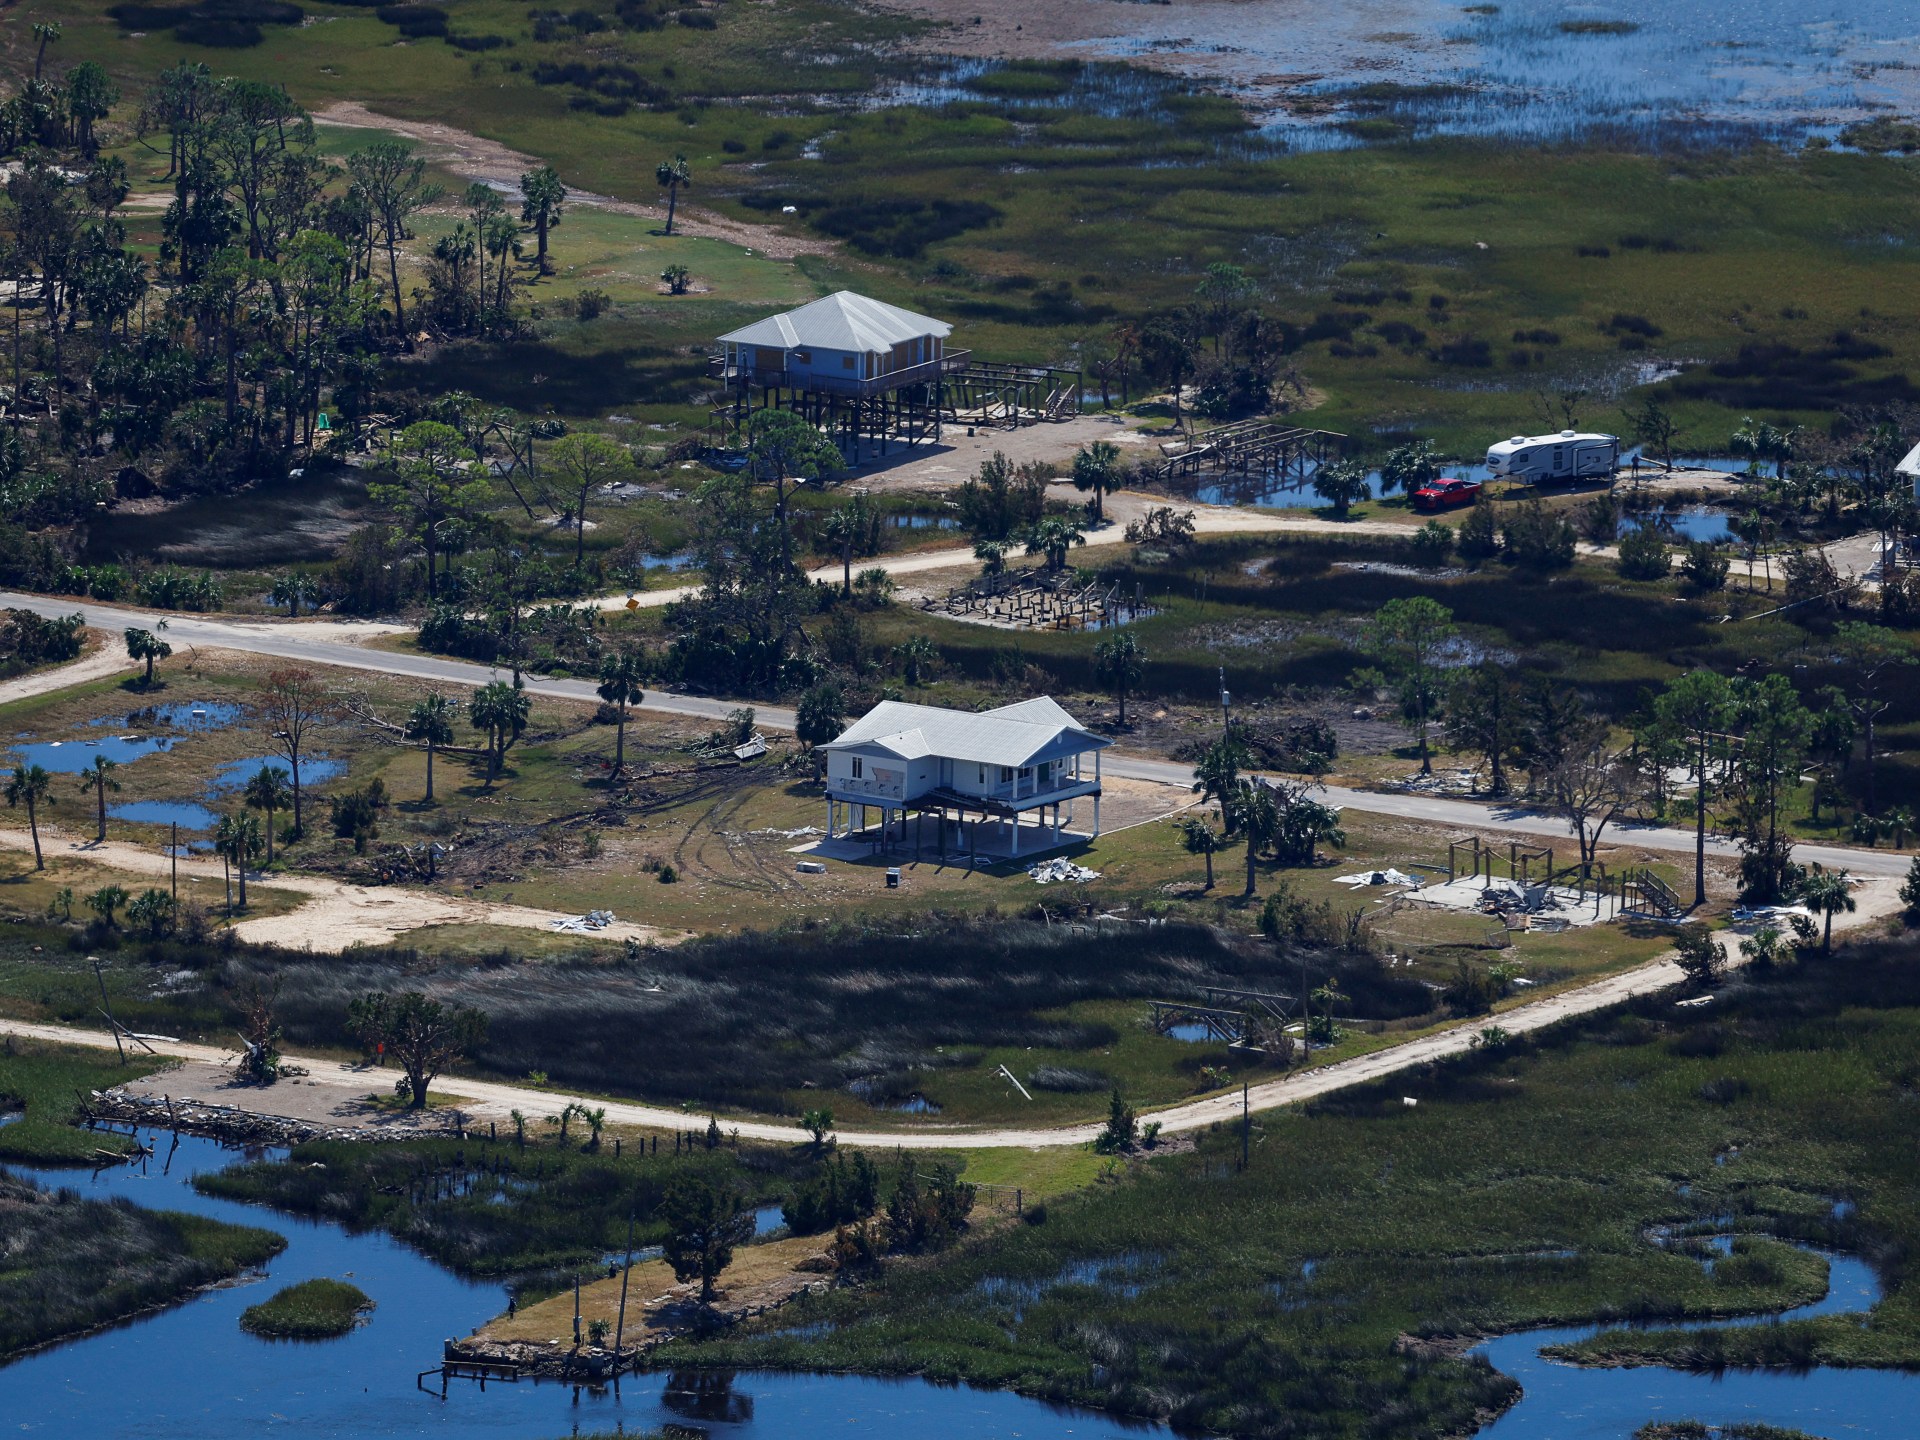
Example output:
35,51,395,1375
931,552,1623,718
0,827,678,951
0,638,138,706
313,102,833,259
11,880,1892,1149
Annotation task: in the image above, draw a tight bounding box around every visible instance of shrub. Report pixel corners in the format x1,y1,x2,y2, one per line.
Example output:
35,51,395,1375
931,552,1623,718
1501,500,1576,569
574,288,611,321
1679,540,1729,591
1457,503,1499,561
1673,924,1725,986
1408,521,1455,569
1094,1089,1137,1153
1615,524,1670,581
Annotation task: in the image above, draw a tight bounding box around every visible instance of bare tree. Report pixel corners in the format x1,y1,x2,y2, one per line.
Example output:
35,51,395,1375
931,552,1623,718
1546,740,1634,872
260,667,335,836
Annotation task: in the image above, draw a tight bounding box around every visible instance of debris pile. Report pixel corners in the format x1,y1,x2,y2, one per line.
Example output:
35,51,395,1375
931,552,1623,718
549,909,616,934
1028,857,1100,885
1333,869,1422,889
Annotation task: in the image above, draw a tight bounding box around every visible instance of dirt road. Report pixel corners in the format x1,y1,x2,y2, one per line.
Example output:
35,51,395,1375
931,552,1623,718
313,102,833,259
0,638,137,706
7,877,1893,1149
0,828,678,952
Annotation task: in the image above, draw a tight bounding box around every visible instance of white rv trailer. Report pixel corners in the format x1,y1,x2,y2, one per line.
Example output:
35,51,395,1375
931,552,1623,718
1485,430,1619,484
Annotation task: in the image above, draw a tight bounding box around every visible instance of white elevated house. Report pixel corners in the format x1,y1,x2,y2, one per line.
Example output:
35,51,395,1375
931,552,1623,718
714,290,959,396
1900,439,1920,500
818,697,1111,860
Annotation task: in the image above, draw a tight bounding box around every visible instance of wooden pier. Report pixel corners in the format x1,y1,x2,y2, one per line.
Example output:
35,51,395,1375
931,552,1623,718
1150,420,1345,489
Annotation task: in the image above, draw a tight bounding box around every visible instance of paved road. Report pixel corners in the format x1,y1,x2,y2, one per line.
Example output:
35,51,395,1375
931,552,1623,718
2,589,1904,880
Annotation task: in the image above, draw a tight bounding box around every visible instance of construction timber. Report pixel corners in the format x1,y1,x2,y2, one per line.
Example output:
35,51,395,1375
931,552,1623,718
1150,420,1345,489
708,354,1081,462
927,565,1151,631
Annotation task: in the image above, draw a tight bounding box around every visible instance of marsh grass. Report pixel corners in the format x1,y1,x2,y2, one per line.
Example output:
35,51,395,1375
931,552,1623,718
238,1278,374,1339
198,1134,794,1276
0,1168,283,1359
0,1039,167,1164
675,938,1920,1438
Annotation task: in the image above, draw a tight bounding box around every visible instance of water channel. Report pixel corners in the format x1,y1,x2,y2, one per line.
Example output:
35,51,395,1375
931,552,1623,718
0,1131,1155,1439
4,1130,1914,1438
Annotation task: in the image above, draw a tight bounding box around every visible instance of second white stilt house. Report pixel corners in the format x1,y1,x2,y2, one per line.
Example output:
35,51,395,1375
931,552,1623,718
819,697,1111,860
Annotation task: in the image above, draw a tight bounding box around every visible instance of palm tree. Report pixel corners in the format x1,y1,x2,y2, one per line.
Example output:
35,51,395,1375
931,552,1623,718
243,765,293,864
596,650,647,777
973,538,1010,577
821,505,861,595
1231,778,1282,898
1023,515,1087,572
269,572,319,617
893,635,939,687
1178,814,1221,889
655,154,691,235
1094,630,1147,727
519,164,567,274
1071,440,1123,523
404,692,457,801
1800,869,1856,956
1311,458,1372,519
6,764,52,869
124,626,172,687
216,811,262,911
76,756,119,844
1191,733,1251,835
470,680,530,781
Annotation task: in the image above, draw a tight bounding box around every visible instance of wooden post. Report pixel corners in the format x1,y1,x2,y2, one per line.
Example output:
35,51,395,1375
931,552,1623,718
170,822,178,902
1241,1082,1250,1172
573,1275,581,1347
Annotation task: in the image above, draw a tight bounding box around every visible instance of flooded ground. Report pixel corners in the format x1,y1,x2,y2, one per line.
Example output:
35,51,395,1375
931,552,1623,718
869,0,1920,148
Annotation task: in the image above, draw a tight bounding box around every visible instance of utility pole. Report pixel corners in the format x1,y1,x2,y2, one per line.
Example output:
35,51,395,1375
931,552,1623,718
1219,666,1231,733
93,956,124,1064
170,822,178,903
613,1204,636,1357
1241,1082,1250,1172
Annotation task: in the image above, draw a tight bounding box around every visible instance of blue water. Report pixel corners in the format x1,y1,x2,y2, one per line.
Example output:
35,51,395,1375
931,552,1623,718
1618,506,1734,544
1474,1241,1916,1438
1191,459,1496,510
212,755,344,793
90,701,244,732
108,799,220,832
0,1133,1153,1439
8,733,175,772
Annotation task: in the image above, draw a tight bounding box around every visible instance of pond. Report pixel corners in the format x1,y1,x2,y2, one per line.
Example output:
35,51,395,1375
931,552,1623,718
0,1132,1152,1439
1618,506,1735,544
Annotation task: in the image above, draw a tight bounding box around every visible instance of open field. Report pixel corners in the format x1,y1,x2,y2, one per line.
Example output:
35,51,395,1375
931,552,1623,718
676,933,1920,1439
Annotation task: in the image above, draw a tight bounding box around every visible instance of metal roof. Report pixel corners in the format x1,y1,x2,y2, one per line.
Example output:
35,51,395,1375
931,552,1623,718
716,290,952,353
822,697,1110,769
1898,440,1920,477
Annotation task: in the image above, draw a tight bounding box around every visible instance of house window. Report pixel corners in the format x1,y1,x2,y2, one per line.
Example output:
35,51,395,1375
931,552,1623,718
999,766,1015,783
851,757,863,779
1018,766,1033,782
793,349,812,365
978,764,987,784
842,355,856,370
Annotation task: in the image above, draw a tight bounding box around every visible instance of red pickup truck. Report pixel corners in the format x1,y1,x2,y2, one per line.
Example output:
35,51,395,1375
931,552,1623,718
1411,477,1482,510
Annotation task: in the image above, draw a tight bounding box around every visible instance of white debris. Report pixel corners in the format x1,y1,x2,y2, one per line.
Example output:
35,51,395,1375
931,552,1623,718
795,860,828,874
1028,857,1101,885
549,909,618,934
1333,869,1421,889
755,825,824,839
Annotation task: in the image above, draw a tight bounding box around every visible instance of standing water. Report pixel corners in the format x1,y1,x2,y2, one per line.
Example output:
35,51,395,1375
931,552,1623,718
0,1132,1158,1439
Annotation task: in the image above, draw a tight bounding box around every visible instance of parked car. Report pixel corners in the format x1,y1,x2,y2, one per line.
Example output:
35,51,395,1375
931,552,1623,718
1411,477,1482,510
